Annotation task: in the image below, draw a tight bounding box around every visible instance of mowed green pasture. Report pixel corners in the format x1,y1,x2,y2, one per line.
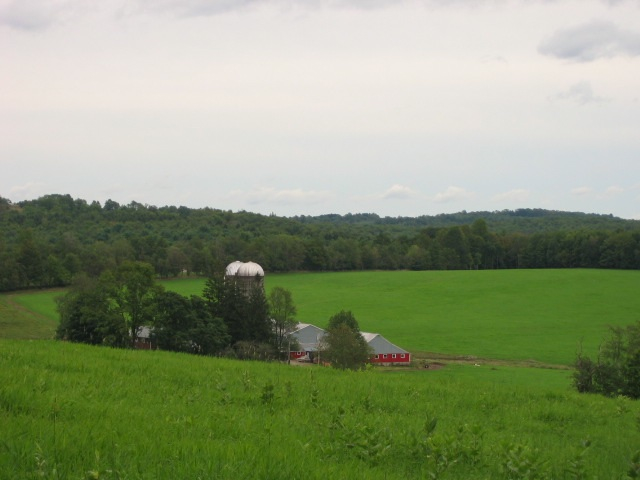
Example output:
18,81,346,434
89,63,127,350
7,269,640,366
0,293,58,340
263,269,640,366
1,339,638,479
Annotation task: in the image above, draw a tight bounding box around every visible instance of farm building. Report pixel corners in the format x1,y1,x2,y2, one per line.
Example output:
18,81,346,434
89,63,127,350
289,323,326,363
362,332,411,365
225,260,265,294
289,323,410,365
134,326,155,350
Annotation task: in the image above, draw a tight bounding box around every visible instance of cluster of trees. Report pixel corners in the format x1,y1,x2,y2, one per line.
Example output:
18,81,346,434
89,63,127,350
56,261,298,360
320,310,372,370
56,260,373,369
574,322,640,399
2,194,640,292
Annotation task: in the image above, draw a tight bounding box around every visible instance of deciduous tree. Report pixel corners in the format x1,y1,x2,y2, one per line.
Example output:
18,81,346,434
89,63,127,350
152,291,229,355
55,275,128,346
322,310,372,370
104,261,163,347
268,286,298,358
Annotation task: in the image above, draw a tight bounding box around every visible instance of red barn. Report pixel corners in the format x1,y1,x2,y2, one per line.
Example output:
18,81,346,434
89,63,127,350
361,332,411,365
289,323,410,365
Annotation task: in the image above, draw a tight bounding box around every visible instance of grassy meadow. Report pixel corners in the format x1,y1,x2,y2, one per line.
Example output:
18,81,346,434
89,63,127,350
0,293,59,340
9,269,640,365
1,339,639,479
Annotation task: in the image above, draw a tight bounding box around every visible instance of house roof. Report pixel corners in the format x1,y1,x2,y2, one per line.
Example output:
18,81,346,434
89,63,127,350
136,326,153,339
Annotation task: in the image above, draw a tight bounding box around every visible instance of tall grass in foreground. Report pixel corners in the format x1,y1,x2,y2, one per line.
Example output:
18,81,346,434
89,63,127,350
1,340,638,479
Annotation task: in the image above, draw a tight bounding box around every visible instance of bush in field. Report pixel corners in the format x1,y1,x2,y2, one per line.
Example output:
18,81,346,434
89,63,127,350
574,321,640,398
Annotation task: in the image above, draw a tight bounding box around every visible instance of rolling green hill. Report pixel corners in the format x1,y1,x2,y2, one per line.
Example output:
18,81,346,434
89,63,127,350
7,269,640,366
3,269,640,478
1,339,638,479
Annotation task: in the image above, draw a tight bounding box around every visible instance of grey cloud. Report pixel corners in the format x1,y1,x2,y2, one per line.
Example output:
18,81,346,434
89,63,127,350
3,0,638,31
0,0,91,31
0,0,59,30
538,20,640,61
132,0,264,18
550,81,608,105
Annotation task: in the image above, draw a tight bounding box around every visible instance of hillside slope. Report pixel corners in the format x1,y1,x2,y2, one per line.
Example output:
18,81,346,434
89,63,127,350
1,339,638,479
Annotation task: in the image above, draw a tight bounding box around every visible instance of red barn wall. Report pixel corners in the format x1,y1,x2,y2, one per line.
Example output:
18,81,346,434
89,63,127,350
370,352,411,364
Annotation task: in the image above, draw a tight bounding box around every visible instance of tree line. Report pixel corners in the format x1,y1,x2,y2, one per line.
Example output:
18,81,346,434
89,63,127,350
2,194,640,292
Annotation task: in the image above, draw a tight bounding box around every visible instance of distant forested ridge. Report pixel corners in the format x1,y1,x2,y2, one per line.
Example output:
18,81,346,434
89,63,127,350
1,194,639,292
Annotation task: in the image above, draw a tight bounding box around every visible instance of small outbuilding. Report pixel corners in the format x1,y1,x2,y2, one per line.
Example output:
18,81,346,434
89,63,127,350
135,326,155,350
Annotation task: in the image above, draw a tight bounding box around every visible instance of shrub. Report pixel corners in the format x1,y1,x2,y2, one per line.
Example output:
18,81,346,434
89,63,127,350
573,321,640,398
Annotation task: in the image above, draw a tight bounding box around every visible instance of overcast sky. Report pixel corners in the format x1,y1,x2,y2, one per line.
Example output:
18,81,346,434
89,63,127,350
2,0,640,218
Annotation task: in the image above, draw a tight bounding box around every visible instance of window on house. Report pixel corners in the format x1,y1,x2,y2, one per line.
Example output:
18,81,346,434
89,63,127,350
383,354,388,359
392,354,397,359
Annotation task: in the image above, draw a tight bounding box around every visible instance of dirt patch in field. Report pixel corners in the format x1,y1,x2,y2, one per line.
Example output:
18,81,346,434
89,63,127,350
422,362,445,370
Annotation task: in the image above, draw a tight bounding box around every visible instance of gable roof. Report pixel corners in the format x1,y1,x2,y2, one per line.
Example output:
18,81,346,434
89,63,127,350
361,332,409,355
291,323,326,352
290,323,408,356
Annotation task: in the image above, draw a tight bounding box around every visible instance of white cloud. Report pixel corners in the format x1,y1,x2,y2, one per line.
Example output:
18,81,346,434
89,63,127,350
433,186,475,203
492,189,531,203
571,186,594,196
538,20,640,62
550,81,608,105
381,184,418,200
229,187,334,206
602,185,625,197
8,182,47,200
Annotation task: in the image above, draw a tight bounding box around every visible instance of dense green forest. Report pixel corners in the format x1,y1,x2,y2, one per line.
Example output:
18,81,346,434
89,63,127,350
1,194,639,292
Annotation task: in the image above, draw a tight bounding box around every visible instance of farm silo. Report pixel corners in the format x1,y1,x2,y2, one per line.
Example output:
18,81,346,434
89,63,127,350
224,261,265,294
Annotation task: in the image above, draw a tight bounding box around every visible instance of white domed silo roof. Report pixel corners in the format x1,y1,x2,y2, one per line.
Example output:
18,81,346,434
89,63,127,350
225,261,244,276
237,261,264,277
